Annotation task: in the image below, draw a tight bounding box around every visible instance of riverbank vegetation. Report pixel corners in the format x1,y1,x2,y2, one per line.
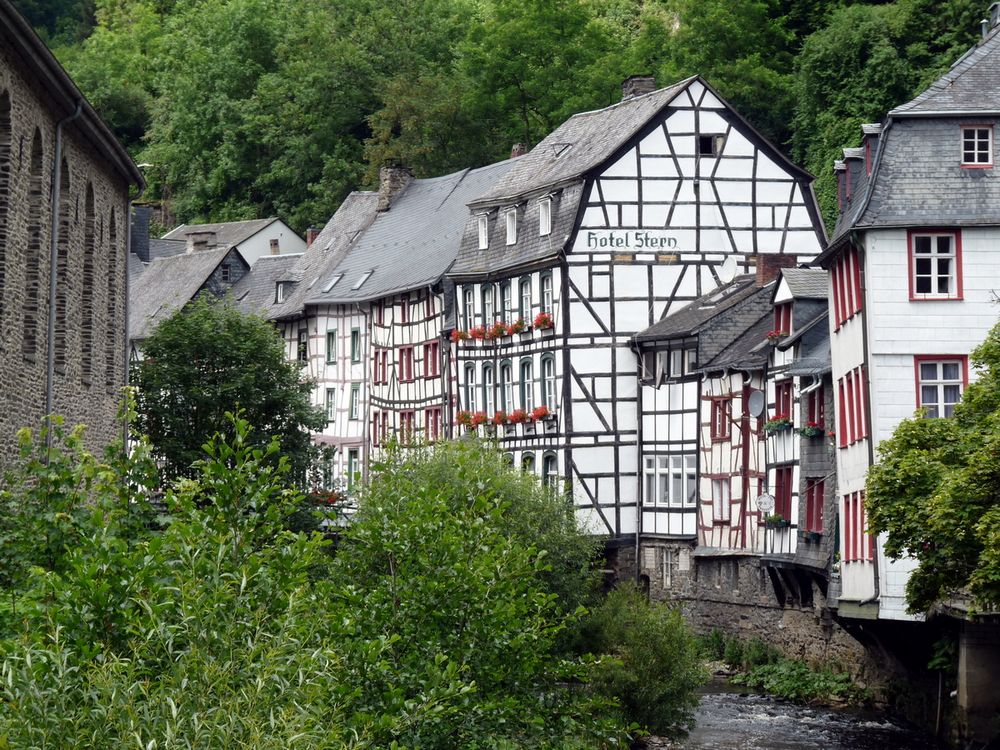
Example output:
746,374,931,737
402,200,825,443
700,630,871,706
0,416,704,747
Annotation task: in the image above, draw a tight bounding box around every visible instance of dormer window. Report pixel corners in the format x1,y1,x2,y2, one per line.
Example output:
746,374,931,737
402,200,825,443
275,281,285,303
961,126,992,166
477,215,489,249
220,263,231,283
505,209,517,245
539,197,551,237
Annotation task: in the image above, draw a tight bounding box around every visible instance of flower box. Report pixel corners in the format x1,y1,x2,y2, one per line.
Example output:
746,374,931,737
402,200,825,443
533,311,554,330
765,329,789,344
795,424,824,438
804,530,823,543
765,519,791,530
763,415,792,434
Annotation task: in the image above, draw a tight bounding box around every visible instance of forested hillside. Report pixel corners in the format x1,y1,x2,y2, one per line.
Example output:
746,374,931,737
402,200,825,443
19,0,984,232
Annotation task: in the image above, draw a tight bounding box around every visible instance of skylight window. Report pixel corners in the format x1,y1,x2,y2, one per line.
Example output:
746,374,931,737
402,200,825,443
321,274,343,293
353,270,373,290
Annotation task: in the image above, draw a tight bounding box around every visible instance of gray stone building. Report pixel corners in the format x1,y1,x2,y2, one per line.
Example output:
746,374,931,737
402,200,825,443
0,0,144,459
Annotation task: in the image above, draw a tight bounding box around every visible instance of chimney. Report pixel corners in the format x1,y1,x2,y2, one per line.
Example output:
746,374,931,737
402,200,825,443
186,230,217,253
306,226,320,247
755,254,797,287
270,238,280,255
510,143,527,158
131,204,153,262
621,75,657,100
377,160,413,212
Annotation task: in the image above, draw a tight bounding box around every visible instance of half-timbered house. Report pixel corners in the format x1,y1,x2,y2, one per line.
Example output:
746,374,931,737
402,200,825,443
818,19,1000,623
448,75,826,554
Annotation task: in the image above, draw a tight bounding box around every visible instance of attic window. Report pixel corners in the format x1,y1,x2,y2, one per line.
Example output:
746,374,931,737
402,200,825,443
220,264,231,283
478,215,489,250
539,197,551,237
961,126,992,166
697,134,725,157
275,282,285,303
352,270,373,290
321,274,342,293
505,209,517,245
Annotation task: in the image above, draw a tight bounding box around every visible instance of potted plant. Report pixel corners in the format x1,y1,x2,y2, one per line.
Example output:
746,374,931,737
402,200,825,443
804,530,823,543
533,311,554,331
489,321,508,339
765,329,789,344
531,405,551,421
450,329,469,343
470,412,488,430
763,413,792,434
795,420,824,438
764,513,790,529
456,410,473,430
469,325,488,342
508,409,529,424
507,318,527,336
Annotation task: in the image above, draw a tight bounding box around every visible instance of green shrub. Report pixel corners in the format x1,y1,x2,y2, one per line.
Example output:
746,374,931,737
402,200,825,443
700,628,726,660
585,586,706,738
731,658,870,705
723,634,745,668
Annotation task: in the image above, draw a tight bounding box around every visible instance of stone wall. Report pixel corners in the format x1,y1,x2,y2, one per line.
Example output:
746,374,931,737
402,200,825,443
0,40,131,463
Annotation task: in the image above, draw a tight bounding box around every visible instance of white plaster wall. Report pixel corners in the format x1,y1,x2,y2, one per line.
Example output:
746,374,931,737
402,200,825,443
240,221,306,265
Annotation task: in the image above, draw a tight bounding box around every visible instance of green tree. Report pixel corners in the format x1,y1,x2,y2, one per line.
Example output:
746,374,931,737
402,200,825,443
867,320,1000,613
133,297,324,482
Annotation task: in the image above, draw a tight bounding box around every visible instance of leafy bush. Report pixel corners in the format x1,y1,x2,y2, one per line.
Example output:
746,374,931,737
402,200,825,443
584,586,706,738
732,658,870,705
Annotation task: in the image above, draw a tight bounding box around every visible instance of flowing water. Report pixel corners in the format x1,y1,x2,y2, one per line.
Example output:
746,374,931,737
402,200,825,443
675,679,943,750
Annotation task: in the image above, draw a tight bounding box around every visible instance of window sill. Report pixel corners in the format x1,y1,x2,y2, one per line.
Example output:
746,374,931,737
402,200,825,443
960,163,992,169
909,295,964,302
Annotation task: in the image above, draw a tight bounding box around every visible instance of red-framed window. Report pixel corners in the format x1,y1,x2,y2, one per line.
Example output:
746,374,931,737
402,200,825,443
425,293,433,319
844,491,873,562
425,407,442,441
375,301,385,327
961,125,992,168
908,229,962,301
804,478,824,533
831,245,863,329
372,348,389,385
400,296,409,324
710,398,731,441
399,410,415,443
398,346,414,382
806,385,825,429
773,303,792,336
372,410,390,446
423,341,440,378
914,355,968,418
774,381,793,420
773,465,793,521
837,365,868,447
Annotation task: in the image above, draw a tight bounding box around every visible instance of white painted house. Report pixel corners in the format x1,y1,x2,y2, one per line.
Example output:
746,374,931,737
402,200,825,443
163,217,305,266
819,25,1000,621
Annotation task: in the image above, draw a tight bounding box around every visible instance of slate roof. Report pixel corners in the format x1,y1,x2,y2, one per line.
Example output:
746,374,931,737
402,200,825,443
891,25,1000,116
634,275,763,342
148,239,187,262
785,314,831,377
232,253,303,317
780,268,827,299
470,79,694,206
699,312,772,373
449,182,584,280
129,247,230,340
163,218,278,247
825,27,1000,257
127,252,146,285
312,159,516,305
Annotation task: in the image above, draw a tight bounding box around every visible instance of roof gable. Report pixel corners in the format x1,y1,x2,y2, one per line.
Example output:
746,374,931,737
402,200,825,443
162,218,279,247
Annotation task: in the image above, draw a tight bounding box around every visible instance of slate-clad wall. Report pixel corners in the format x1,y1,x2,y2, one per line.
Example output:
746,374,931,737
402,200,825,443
795,374,836,571
0,41,130,463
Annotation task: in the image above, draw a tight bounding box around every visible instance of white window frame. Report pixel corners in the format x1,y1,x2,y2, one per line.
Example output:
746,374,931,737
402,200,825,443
500,362,514,412
347,448,359,489
477,214,489,249
464,363,477,412
350,328,361,362
483,364,495,415
541,356,556,408
911,231,959,299
961,126,992,166
712,478,731,521
539,197,552,236
505,209,517,245
542,452,558,487
348,383,360,420
519,277,532,319
325,387,336,422
482,285,495,325
275,282,285,303
643,454,697,507
541,273,553,313
463,288,475,330
520,359,534,412
326,329,337,364
916,358,965,418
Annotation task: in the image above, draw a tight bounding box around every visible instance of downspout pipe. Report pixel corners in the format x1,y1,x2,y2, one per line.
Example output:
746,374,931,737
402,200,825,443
123,187,145,451
45,99,83,457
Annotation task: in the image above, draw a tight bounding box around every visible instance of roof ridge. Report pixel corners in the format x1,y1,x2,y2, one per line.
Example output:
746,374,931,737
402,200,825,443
565,76,697,120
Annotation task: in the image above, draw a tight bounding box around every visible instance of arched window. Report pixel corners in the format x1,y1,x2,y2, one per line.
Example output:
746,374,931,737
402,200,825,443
482,363,495,415
482,284,494,325
541,272,553,313
500,281,512,322
500,360,513,412
0,91,10,327
464,362,477,412
502,452,514,466
80,183,96,382
519,277,532,320
53,159,71,372
542,452,558,487
541,354,556,408
463,287,475,330
105,209,119,387
520,358,534,412
22,129,45,358
521,452,535,474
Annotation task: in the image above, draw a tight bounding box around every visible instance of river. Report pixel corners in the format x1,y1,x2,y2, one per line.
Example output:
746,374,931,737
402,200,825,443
673,679,943,750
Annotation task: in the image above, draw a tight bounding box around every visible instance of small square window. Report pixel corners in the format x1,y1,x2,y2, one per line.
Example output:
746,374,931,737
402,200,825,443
910,231,960,299
961,126,992,165
916,357,965,418
697,134,725,157
478,215,489,250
